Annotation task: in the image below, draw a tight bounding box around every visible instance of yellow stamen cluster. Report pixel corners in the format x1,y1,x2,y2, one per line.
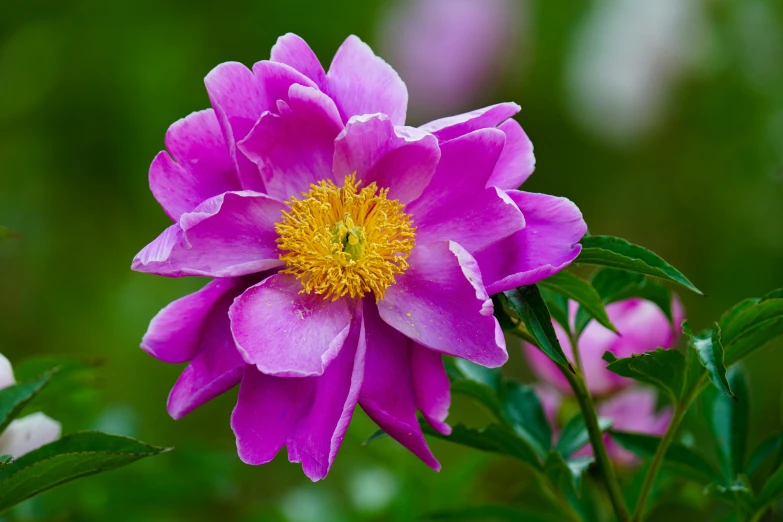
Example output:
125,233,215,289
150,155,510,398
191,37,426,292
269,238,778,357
275,174,416,300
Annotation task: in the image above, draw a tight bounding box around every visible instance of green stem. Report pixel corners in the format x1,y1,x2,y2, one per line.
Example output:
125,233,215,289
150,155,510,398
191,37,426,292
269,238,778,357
560,365,631,522
631,403,686,521
632,377,706,521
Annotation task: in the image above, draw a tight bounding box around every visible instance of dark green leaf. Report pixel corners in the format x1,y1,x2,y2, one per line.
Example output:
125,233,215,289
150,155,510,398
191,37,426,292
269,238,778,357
490,294,517,331
424,505,558,522
544,451,593,498
0,431,171,512
539,271,617,333
719,293,783,366
556,413,613,459
0,455,11,472
446,359,502,418
362,429,389,446
499,381,552,459
0,369,57,433
756,462,783,507
746,435,782,478
540,286,571,334
704,368,748,481
610,431,722,484
684,322,735,399
577,235,702,295
575,269,674,334
603,348,686,403
504,286,572,371
422,423,541,470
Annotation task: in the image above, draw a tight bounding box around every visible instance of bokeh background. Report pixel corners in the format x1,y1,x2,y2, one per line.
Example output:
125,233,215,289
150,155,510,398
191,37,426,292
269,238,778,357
1,0,782,520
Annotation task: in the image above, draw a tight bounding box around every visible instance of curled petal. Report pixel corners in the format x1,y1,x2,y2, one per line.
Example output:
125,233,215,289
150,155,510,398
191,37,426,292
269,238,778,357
379,241,507,367
488,118,535,190
132,191,285,278
476,191,586,294
419,102,520,142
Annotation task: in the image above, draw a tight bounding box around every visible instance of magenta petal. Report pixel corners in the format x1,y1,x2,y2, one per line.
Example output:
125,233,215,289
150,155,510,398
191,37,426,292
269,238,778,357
408,128,524,251
204,62,266,192
477,191,587,295
411,344,451,435
419,102,520,142
488,118,535,190
333,114,440,204
150,109,240,221
231,307,366,481
379,241,507,367
270,33,327,89
359,300,440,470
253,60,318,109
142,278,243,364
167,282,247,419
132,191,285,277
239,85,343,201
229,274,353,377
326,35,408,125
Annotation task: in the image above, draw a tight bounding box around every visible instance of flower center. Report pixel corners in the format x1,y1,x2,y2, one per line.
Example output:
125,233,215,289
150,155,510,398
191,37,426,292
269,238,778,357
275,174,416,301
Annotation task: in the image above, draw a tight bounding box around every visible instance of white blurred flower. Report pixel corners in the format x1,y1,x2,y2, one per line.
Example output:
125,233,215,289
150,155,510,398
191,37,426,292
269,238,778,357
566,0,710,145
0,353,61,458
379,0,526,121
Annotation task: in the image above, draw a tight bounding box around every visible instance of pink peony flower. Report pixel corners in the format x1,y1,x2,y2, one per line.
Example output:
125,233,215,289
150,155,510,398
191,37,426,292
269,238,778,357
525,297,685,396
133,34,586,480
0,354,62,458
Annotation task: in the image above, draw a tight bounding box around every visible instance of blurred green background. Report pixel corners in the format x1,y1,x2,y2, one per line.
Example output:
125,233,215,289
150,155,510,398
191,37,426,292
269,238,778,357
1,0,782,520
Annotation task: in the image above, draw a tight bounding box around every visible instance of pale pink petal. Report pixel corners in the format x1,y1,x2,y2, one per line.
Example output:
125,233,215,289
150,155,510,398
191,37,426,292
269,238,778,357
0,413,61,458
229,274,353,377
379,241,507,367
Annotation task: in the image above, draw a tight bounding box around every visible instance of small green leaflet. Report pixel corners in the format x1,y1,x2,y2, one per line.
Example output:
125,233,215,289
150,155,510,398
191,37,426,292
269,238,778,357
684,322,735,399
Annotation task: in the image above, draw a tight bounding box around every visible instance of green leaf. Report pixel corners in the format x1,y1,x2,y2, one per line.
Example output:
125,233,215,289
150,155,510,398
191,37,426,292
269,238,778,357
540,287,571,334
424,505,558,522
499,381,552,459
719,294,783,366
362,429,389,446
539,271,617,333
610,431,722,484
756,462,783,508
0,431,171,512
684,322,735,399
0,455,12,472
544,451,593,498
446,359,503,418
0,369,57,433
576,235,702,295
422,423,541,470
746,435,782,478
556,413,613,459
603,348,686,403
575,268,674,334
704,368,749,482
504,286,572,371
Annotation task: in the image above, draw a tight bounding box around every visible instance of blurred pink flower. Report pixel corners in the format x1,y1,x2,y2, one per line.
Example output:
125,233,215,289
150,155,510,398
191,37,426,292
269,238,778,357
379,0,524,121
525,297,685,396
